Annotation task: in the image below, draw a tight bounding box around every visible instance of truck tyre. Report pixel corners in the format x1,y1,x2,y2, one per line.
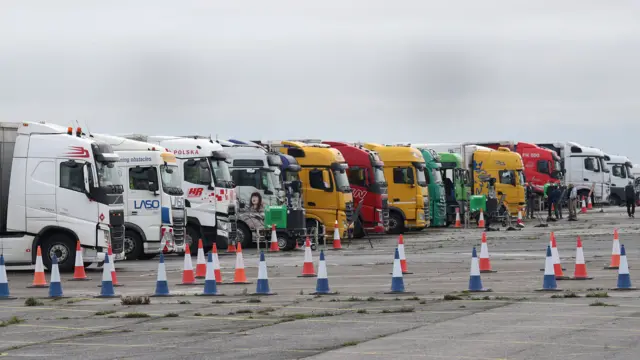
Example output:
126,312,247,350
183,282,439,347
278,233,296,251
305,219,324,244
236,222,253,249
387,212,405,234
42,233,75,272
353,218,365,239
186,225,200,255
124,229,144,261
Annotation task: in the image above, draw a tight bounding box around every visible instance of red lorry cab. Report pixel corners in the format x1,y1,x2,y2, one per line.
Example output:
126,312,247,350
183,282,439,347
323,142,389,236
477,141,562,194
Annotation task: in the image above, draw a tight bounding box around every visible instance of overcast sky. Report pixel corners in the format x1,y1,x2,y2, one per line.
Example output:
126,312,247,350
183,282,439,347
2,1,640,162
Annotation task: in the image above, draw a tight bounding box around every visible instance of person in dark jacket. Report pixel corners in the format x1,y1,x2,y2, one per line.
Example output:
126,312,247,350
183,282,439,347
625,180,636,218
551,185,562,220
546,184,557,221
526,183,535,219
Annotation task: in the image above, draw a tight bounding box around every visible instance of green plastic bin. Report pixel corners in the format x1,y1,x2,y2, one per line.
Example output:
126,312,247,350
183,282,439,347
264,205,287,229
469,195,487,213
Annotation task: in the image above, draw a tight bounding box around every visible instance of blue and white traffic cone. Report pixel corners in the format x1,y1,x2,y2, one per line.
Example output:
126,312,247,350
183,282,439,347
612,245,636,291
96,254,118,298
48,255,64,298
152,254,171,297
468,247,491,292
386,248,413,294
253,251,275,295
202,252,222,296
311,251,337,295
0,255,14,300
537,245,561,292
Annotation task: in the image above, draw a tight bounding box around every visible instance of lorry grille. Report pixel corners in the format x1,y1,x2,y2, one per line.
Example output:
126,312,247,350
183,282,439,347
423,196,430,221
381,198,390,227
172,214,185,246
229,217,237,243
345,201,354,223
109,210,125,254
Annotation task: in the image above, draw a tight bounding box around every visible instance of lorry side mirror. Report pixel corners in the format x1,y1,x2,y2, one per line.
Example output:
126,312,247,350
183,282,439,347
82,163,91,194
322,170,331,192
147,167,159,193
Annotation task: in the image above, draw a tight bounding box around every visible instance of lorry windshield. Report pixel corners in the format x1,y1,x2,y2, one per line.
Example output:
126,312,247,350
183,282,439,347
160,165,183,195
285,170,300,183
373,166,386,185
415,168,427,187
210,159,233,188
431,169,443,184
517,170,526,186
268,170,283,190
333,169,352,192
96,161,120,187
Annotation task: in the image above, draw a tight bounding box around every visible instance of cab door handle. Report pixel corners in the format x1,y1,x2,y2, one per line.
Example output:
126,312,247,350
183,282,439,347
393,198,400,202
308,202,316,206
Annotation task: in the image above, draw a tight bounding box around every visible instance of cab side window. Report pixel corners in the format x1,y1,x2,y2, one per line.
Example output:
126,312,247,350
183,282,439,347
60,162,84,193
129,167,151,190
499,170,515,185
393,167,414,185
612,165,622,178
347,168,366,187
584,158,595,171
184,160,210,185
309,170,325,190
537,160,549,174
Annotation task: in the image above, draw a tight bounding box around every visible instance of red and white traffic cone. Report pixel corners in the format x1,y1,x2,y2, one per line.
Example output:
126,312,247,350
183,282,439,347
230,243,251,284
299,238,316,277
397,235,411,274
455,208,461,228
478,210,485,228
195,239,206,279
107,245,122,287
70,240,90,281
581,197,587,214
587,196,593,210
269,225,279,252
551,234,569,280
178,244,196,285
605,229,621,269
27,246,47,288
572,236,593,280
517,210,524,227
212,244,222,284
331,220,342,250
479,232,495,273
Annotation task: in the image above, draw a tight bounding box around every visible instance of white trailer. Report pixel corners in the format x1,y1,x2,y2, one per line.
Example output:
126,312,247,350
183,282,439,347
89,134,186,259
1,122,126,271
604,153,634,205
537,142,610,204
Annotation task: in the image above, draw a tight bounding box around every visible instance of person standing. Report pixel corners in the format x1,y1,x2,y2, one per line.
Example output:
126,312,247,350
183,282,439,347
625,180,636,218
526,183,535,219
568,184,578,221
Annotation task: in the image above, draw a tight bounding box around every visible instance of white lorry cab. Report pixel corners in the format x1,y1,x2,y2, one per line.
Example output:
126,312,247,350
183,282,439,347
88,134,186,259
0,122,126,271
122,135,234,253
604,154,634,206
537,142,610,204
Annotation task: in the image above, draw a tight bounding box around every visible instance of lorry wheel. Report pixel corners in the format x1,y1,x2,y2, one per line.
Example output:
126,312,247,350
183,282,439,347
236,223,253,249
610,195,621,206
353,220,365,239
305,219,324,244
42,233,75,272
278,233,296,251
387,212,405,234
124,230,144,261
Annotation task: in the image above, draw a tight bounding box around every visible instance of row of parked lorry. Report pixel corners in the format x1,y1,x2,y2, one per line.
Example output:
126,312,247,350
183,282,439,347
0,121,634,271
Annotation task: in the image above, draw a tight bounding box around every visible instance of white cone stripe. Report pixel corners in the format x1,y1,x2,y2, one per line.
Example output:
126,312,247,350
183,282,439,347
213,253,220,270
398,244,406,261
35,256,44,272
110,255,116,271
544,255,555,275
333,227,340,240
0,265,6,283
157,263,167,281
392,259,403,278
183,254,193,271
102,258,113,282
576,247,585,265
258,260,268,280
304,247,313,262
612,240,621,255
75,249,84,266
317,260,328,279
197,248,205,264
271,230,278,243
480,243,489,258
619,255,630,275
235,252,245,269
470,257,480,276
51,264,61,282
551,247,561,265
205,260,215,280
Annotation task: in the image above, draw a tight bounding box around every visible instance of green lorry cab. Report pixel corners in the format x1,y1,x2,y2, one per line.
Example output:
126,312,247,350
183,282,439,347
438,152,472,225
414,147,447,227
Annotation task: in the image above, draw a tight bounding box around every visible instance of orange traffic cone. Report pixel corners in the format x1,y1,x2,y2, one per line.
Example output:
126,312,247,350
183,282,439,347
551,234,569,280
27,246,47,288
587,196,593,210
397,235,411,274
478,209,485,228
517,210,523,226
299,238,316,277
195,239,206,279
331,220,342,250
231,243,251,284
479,232,495,273
178,244,196,285
572,236,592,280
226,240,236,254
108,245,122,286
269,225,280,252
581,197,587,214
605,229,621,269
70,240,90,281
212,244,222,283
455,208,461,228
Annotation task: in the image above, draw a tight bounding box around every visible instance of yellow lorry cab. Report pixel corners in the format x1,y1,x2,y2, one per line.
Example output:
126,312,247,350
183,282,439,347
273,141,354,240
362,143,429,234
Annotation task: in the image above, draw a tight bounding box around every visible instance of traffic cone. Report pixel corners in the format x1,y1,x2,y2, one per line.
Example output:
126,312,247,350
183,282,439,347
0,255,14,300
27,246,47,288
605,229,621,269
212,244,223,284
385,248,413,294
226,241,236,254
454,208,461,228
202,252,222,296
311,251,337,295
298,238,316,277
551,234,569,280
48,255,64,298
177,244,196,285
397,235,412,274
253,251,275,295
468,247,490,292
612,245,636,291
571,236,593,280
581,196,587,213
477,209,485,228
537,245,561,291
195,239,206,279
230,243,251,284
152,254,171,296
269,225,280,252
69,240,90,281
96,254,118,298
587,196,593,210
479,232,495,273
517,210,524,226
107,245,122,287
331,220,342,250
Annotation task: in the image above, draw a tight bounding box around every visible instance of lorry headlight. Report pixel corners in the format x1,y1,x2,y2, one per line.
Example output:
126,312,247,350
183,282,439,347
217,220,228,230
418,212,425,221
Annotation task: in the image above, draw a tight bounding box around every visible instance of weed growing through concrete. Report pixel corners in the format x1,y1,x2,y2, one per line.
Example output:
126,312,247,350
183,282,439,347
342,341,359,347
356,309,368,314
246,298,261,303
24,297,43,307
586,292,609,298
95,310,117,316
122,312,150,318
0,316,24,327
382,306,414,313
405,296,421,301
236,309,253,314
590,301,617,307
347,297,363,302
121,296,151,305
164,313,179,318
284,312,335,320
443,295,463,301
257,307,275,315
